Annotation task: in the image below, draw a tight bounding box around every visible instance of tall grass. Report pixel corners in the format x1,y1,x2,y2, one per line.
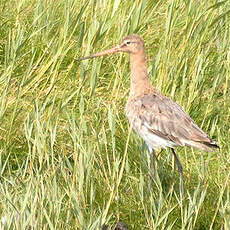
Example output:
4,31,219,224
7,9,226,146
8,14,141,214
0,0,230,229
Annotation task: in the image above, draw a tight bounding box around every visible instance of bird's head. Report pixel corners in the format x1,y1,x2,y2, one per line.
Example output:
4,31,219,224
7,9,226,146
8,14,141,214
118,35,145,54
78,34,145,61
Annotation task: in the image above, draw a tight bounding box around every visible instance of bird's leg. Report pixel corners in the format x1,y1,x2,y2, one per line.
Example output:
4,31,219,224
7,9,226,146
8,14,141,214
171,148,184,196
149,148,157,183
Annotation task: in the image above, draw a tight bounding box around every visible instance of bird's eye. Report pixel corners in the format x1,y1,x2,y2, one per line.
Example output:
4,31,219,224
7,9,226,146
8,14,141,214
126,41,131,45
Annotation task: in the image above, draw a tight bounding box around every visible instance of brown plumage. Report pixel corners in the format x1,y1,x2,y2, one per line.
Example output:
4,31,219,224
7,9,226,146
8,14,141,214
78,34,219,194
126,92,218,151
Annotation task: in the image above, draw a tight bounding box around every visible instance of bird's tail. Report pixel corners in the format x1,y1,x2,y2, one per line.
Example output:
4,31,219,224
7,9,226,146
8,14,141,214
185,140,219,152
201,141,219,151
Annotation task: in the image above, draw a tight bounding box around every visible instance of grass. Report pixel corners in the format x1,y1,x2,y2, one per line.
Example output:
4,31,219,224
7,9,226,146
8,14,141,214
0,0,230,229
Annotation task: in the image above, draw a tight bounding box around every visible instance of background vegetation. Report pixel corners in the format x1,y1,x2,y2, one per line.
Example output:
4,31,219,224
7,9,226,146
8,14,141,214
0,0,230,229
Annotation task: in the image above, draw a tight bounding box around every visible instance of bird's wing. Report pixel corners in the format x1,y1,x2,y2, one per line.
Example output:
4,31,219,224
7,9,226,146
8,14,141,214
126,93,216,150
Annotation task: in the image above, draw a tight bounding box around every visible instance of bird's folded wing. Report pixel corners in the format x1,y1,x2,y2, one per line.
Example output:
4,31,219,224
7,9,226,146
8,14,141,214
127,93,214,147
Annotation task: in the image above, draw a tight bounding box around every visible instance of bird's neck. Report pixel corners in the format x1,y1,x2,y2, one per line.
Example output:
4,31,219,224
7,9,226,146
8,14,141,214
129,51,153,99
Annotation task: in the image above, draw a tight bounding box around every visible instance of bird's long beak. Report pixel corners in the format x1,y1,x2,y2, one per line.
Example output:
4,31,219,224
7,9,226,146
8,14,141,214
77,45,122,61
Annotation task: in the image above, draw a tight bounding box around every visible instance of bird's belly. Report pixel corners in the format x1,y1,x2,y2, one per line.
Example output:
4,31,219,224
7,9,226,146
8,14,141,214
134,125,176,149
125,101,176,150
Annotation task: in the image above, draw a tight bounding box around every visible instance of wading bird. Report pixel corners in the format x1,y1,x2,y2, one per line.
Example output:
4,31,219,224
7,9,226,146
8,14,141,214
78,35,219,194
